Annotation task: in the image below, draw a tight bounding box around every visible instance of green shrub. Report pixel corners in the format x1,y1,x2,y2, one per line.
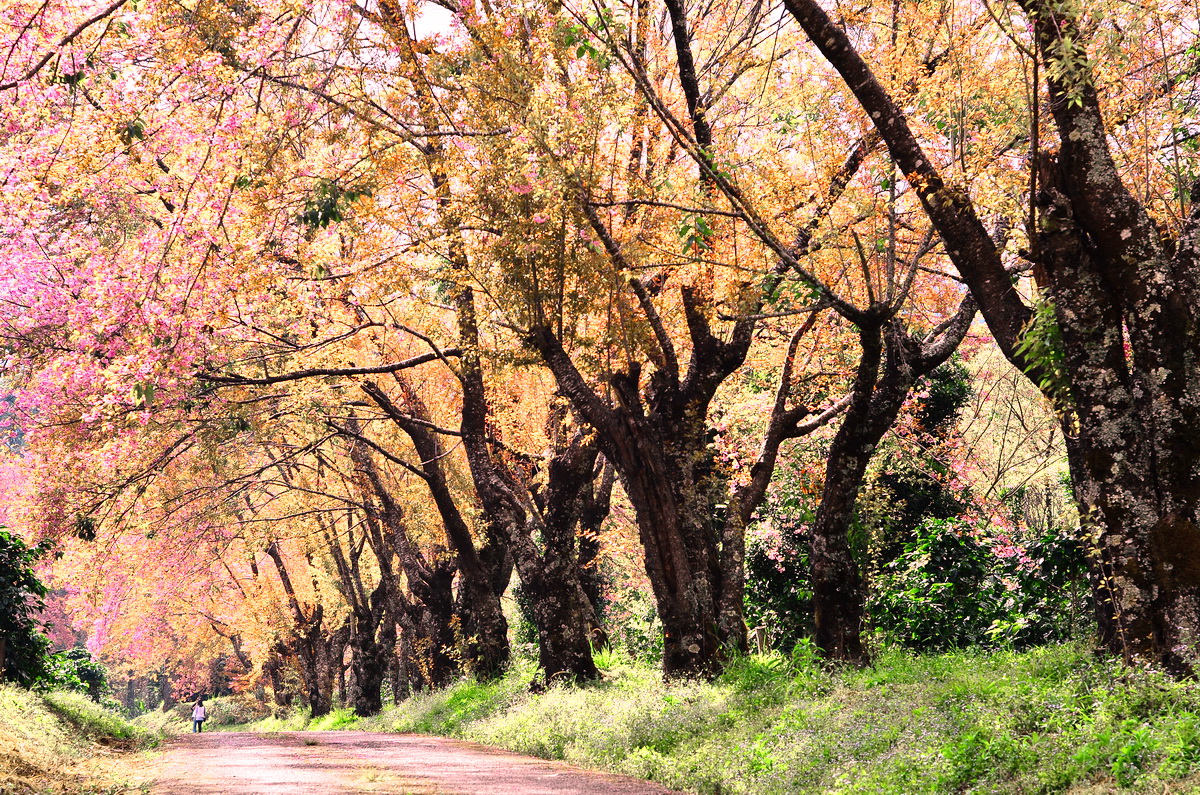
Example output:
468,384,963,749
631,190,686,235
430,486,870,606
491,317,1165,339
308,707,357,731
40,647,121,711
0,528,52,688
868,518,1091,651
202,694,275,726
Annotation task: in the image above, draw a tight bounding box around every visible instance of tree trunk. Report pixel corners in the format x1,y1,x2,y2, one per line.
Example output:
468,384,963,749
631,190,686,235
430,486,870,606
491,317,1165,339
264,541,345,717
509,423,605,682
588,380,743,678
527,292,847,677
577,459,615,642
809,325,886,663
388,628,409,703
1034,152,1200,671
809,324,909,662
783,0,1200,673
264,651,292,708
362,380,511,679
347,582,396,717
397,624,426,694
1061,421,1119,649
159,672,175,710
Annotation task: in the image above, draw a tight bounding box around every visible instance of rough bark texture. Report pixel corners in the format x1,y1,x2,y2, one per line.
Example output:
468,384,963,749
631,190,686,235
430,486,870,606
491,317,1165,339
263,651,292,708
785,0,1200,672
527,290,804,677
1034,150,1200,671
577,459,616,640
522,416,612,682
448,269,606,682
346,595,394,717
808,298,974,663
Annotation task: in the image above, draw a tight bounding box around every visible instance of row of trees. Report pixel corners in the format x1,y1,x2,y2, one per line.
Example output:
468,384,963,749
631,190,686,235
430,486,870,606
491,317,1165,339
0,0,1196,709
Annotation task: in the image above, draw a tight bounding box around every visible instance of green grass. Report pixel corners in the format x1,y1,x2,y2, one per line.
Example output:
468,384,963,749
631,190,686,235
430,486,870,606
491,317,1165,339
0,684,155,794
308,707,358,731
43,691,153,746
230,644,1200,793
134,693,278,735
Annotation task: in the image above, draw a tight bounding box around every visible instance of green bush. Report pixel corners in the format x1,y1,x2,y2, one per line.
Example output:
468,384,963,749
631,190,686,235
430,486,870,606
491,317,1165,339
744,507,814,652
41,647,119,709
868,518,1091,650
202,694,275,726
308,707,358,731
0,528,51,687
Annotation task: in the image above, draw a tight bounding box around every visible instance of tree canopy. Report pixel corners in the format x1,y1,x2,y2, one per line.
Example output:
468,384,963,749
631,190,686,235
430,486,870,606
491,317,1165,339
0,0,1196,706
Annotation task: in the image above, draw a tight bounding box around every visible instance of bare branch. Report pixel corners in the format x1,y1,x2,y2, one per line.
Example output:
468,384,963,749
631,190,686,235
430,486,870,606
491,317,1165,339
201,349,460,387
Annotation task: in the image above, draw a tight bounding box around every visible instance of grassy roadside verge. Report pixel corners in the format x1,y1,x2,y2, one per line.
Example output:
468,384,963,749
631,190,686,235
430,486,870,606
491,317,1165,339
0,685,155,794
211,644,1200,793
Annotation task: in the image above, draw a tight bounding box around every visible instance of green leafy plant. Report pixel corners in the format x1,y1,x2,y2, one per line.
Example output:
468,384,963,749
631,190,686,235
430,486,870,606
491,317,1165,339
299,178,373,230
0,527,51,687
1014,294,1072,410
868,518,1090,651
678,213,715,254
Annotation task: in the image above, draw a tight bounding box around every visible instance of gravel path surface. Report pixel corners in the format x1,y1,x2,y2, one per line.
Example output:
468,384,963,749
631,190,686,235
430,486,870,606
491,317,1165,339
149,731,689,794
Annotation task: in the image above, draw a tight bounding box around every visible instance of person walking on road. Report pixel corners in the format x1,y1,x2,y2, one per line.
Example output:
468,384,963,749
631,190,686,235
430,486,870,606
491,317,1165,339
191,697,207,733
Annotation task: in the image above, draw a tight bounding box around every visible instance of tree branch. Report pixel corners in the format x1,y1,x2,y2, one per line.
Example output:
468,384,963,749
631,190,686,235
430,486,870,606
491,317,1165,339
201,349,459,387
0,0,128,91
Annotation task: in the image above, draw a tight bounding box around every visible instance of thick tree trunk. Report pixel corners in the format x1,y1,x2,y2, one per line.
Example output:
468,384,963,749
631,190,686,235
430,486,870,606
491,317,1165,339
160,673,175,710
1035,154,1200,671
528,294,844,677
609,413,735,677
346,581,396,717
529,307,754,678
294,621,346,718
387,568,457,691
520,563,600,683
1031,59,1200,672
809,325,885,663
264,651,292,708
264,542,346,717
783,0,1200,673
807,299,974,663
388,630,410,703
509,426,605,682
348,618,393,716
452,581,510,679
808,325,911,663
1061,422,1118,648
352,443,463,690
577,459,615,641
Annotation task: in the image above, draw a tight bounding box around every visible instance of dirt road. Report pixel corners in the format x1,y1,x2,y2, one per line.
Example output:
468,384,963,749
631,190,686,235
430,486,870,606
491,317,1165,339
148,731,688,794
